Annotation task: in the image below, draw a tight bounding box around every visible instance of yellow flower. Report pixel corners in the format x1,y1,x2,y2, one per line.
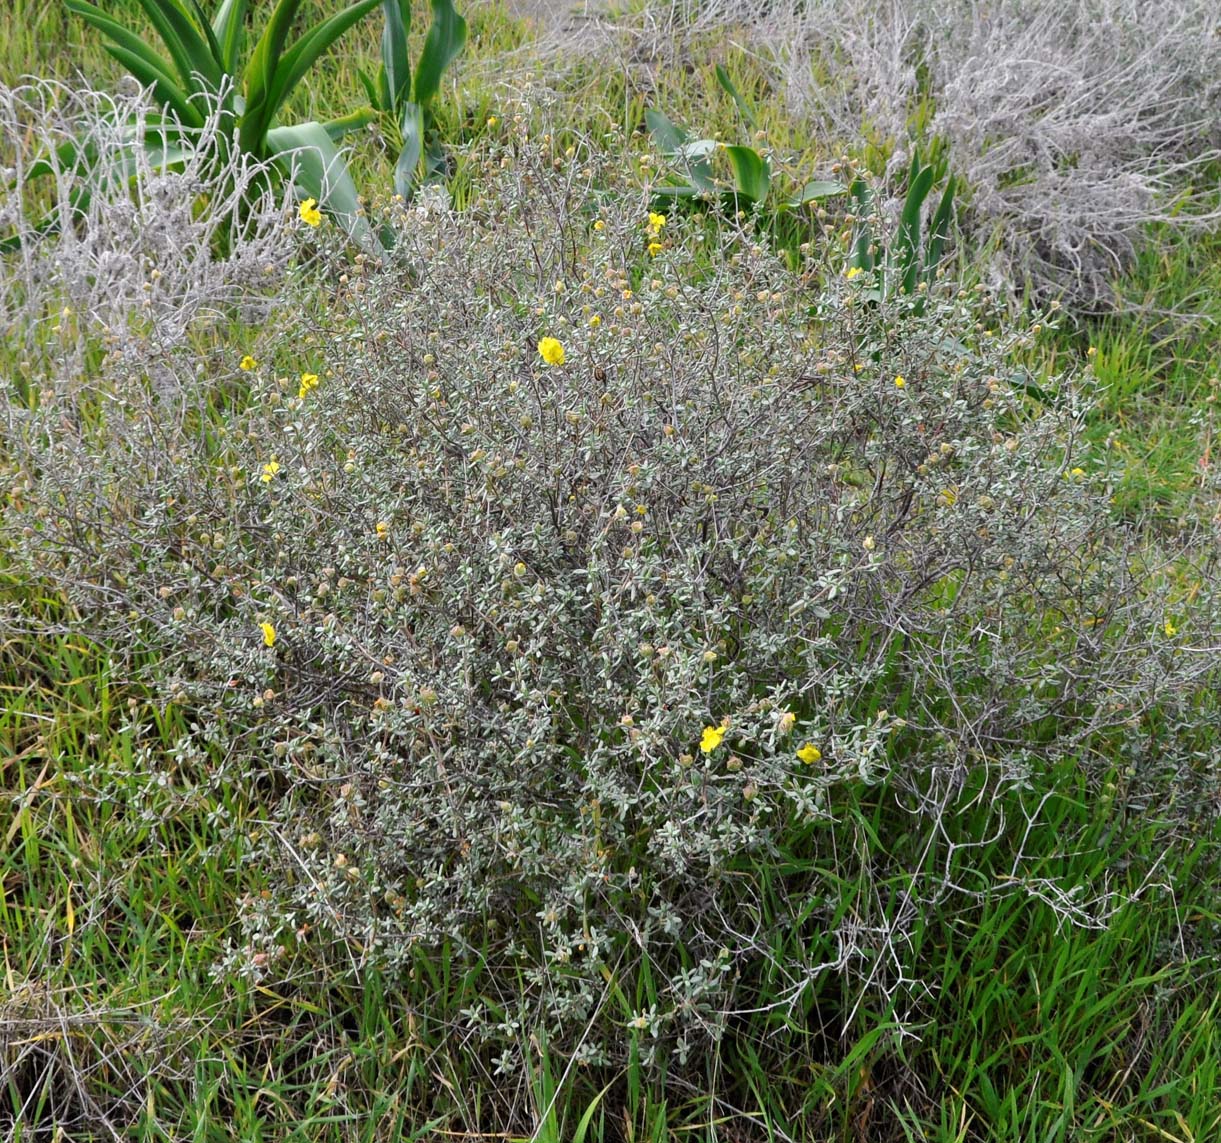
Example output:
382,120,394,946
894,375,905,389
239,354,257,371
593,219,605,232
589,314,601,328
845,266,863,280
777,710,796,735
486,116,497,128
1163,621,1178,637
796,743,822,764
298,372,319,399
648,212,666,231
647,241,664,257
299,198,322,227
699,725,726,754
537,337,566,366
937,487,958,507
375,521,390,539
260,621,276,648
260,458,281,483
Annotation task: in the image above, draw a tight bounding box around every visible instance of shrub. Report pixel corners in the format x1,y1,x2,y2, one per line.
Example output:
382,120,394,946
618,0,1221,311
3,132,1218,1094
0,80,303,374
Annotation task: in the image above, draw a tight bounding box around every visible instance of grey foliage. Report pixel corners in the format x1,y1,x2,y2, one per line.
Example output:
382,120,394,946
5,137,1218,1077
615,0,1221,309
0,80,300,374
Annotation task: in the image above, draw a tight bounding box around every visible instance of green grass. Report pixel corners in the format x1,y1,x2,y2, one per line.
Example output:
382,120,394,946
3,2,1221,1139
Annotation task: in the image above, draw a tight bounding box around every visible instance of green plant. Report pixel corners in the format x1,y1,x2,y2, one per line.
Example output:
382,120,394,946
644,63,845,235
61,0,382,237
359,0,468,199
847,146,956,306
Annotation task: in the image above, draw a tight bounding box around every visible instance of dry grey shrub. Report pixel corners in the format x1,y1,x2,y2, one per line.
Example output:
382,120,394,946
3,136,1219,1082
0,80,302,380
615,0,1221,310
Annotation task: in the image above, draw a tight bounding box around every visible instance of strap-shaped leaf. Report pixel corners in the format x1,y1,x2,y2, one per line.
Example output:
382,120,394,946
264,0,382,136
645,107,688,156
211,0,250,73
723,144,770,203
413,0,467,108
395,100,424,199
848,178,875,271
242,0,305,154
101,43,204,127
356,67,381,108
714,63,757,129
925,175,956,278
644,109,715,195
64,1,183,93
132,0,223,90
787,179,846,207
379,0,412,113
267,119,372,245
896,163,935,294
323,106,378,143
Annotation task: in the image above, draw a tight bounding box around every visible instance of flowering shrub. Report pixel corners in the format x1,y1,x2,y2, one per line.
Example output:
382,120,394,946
3,138,1218,1083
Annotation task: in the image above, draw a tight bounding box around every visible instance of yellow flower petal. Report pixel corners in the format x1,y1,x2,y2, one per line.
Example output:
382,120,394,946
299,198,322,227
699,725,726,754
260,621,276,648
537,337,566,366
796,743,821,764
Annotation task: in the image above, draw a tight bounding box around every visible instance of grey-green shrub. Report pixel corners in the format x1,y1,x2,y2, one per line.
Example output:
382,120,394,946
3,132,1218,1082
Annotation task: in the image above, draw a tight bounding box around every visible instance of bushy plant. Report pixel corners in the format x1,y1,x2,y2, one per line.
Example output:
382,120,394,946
61,0,382,238
606,0,1221,311
0,80,304,370
3,132,1218,1097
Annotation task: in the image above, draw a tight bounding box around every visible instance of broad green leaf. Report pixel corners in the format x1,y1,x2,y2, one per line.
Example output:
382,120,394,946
379,0,412,112
132,0,223,90
848,178,875,271
395,100,425,199
679,139,716,161
63,1,191,107
714,62,757,128
264,0,381,134
356,66,381,108
644,109,715,194
99,43,204,127
242,0,305,153
413,0,467,108
644,107,689,156
723,144,770,202
211,0,250,73
323,106,378,143
896,163,935,293
267,119,372,244
925,174,956,276
788,179,846,207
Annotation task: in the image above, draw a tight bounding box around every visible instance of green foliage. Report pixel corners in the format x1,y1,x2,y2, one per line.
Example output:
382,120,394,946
358,0,468,199
645,62,846,241
60,0,381,238
848,145,956,307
